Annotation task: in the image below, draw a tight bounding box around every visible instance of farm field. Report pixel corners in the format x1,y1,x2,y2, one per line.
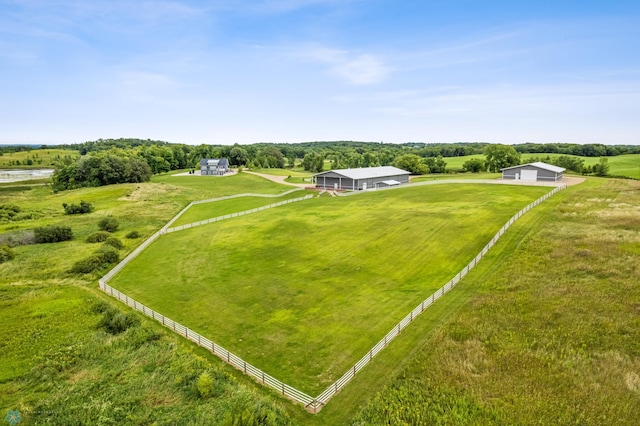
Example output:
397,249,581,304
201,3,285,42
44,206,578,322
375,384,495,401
108,183,551,394
0,148,80,169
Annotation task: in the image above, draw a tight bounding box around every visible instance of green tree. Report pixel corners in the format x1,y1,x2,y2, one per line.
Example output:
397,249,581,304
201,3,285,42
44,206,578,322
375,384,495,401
394,154,429,175
592,157,609,176
462,158,487,173
229,146,249,166
424,155,447,173
484,144,520,172
301,152,324,173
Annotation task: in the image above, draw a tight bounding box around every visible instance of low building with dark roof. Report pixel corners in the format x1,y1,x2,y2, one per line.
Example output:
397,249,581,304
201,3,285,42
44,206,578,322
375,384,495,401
500,162,565,182
313,166,410,190
200,158,230,176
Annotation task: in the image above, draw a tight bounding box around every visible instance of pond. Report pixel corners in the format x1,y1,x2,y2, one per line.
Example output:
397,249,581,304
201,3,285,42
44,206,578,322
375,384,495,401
0,169,54,183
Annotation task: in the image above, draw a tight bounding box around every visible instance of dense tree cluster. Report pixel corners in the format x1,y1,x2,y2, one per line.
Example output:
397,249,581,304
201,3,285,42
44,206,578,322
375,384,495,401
52,151,152,192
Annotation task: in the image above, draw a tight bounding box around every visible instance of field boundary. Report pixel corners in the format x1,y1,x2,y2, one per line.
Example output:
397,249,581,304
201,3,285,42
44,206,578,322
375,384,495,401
99,183,566,413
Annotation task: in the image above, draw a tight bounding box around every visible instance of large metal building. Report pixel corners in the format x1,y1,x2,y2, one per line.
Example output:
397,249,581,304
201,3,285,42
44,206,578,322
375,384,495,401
313,166,410,190
500,162,565,182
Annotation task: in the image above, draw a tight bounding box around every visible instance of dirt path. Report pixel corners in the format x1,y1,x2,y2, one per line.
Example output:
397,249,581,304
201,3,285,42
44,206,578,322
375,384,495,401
243,171,310,188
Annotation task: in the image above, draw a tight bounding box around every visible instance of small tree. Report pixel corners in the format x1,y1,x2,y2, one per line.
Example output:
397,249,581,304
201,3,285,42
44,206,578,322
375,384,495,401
592,157,609,177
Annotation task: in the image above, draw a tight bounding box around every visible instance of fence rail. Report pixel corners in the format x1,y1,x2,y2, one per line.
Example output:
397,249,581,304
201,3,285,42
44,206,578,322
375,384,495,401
99,183,565,412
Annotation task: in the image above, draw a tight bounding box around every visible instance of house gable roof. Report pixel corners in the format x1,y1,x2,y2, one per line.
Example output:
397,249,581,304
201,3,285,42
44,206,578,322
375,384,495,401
200,158,229,167
500,162,565,173
313,166,410,180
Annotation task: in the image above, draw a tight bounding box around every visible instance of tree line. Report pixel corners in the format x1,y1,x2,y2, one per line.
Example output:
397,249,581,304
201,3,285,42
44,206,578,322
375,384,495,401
10,138,634,191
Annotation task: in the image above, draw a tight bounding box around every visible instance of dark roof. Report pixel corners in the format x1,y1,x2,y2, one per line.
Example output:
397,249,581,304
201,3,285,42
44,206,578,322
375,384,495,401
200,158,229,167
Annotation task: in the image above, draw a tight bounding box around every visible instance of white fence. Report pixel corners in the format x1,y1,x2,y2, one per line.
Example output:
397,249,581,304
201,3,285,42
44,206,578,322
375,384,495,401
314,184,566,405
97,281,318,409
99,184,565,412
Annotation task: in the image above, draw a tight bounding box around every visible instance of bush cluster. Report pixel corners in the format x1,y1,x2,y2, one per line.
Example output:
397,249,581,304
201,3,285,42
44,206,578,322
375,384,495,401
0,245,15,263
125,230,140,239
92,301,140,335
86,231,110,243
0,204,42,222
34,225,73,244
63,201,94,215
98,217,119,233
0,204,21,221
103,237,123,250
70,246,119,274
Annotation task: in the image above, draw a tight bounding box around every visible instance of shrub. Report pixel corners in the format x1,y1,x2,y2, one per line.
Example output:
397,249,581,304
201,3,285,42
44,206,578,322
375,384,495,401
86,231,110,243
95,304,140,335
125,230,140,239
34,225,73,243
103,237,123,250
0,204,21,221
98,217,119,233
70,255,103,274
70,246,119,274
196,372,215,398
95,245,120,264
63,201,94,215
0,245,15,263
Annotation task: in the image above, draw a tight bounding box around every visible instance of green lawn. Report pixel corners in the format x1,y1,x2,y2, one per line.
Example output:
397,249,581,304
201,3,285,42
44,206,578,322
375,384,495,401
109,183,550,394
170,190,312,227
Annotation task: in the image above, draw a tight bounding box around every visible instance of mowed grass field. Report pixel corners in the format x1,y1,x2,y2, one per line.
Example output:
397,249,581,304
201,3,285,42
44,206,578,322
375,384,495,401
171,189,312,228
109,183,550,393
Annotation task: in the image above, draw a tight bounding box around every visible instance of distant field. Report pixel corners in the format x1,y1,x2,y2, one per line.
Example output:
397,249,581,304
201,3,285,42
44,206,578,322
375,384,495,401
109,183,550,394
0,148,79,169
443,153,640,178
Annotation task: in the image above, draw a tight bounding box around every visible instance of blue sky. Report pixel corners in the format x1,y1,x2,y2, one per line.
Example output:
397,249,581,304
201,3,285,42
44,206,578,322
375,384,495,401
1,0,639,145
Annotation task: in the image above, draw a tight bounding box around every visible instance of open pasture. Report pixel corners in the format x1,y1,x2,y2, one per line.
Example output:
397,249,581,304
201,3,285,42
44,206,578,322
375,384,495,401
109,183,550,393
171,189,311,228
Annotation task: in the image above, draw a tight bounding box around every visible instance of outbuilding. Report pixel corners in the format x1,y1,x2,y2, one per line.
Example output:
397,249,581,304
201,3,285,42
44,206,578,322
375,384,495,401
313,166,410,190
501,162,565,182
200,158,230,176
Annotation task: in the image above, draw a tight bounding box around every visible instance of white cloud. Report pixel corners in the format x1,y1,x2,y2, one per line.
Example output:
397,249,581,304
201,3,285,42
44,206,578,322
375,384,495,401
300,46,391,85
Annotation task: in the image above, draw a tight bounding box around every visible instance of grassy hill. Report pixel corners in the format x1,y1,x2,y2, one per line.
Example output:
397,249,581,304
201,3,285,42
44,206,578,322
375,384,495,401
1,171,638,425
